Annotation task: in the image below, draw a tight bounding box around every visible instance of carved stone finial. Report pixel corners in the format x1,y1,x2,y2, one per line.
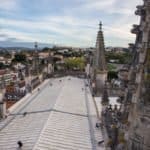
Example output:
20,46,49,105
99,21,102,31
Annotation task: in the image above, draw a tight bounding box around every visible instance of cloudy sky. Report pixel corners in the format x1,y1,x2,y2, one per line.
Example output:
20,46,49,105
0,0,143,47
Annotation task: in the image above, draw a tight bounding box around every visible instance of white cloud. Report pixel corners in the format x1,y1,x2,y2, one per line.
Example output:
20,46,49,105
0,17,96,40
0,0,18,11
71,0,142,15
0,0,143,47
82,0,117,10
1,29,37,42
0,37,7,41
0,15,138,47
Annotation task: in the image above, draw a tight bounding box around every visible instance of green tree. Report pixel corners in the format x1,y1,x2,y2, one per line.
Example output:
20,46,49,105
107,71,118,81
64,57,85,70
105,52,132,64
42,47,49,52
107,63,117,71
0,62,5,69
12,53,27,63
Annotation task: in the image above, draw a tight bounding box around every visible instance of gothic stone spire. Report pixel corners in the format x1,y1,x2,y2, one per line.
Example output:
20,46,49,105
94,21,107,71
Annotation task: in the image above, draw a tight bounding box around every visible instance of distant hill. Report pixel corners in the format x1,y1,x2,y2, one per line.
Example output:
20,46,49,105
0,47,33,51
0,41,53,50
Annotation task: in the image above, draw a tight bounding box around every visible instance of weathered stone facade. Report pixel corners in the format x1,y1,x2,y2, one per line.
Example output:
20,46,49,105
126,0,150,149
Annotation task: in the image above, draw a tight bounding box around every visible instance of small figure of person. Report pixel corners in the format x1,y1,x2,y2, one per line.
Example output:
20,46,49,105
17,141,23,149
98,140,104,146
96,122,103,129
23,112,27,117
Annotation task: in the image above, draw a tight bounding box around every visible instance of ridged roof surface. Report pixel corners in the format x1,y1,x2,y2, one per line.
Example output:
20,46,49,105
0,77,104,150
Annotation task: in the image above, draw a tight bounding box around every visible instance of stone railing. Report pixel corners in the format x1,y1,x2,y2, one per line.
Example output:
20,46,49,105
53,71,86,78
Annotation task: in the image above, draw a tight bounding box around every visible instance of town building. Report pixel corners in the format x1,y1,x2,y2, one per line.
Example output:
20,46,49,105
0,70,16,89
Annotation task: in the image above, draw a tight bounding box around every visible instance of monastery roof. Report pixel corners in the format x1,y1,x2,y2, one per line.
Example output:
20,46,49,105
0,76,104,150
